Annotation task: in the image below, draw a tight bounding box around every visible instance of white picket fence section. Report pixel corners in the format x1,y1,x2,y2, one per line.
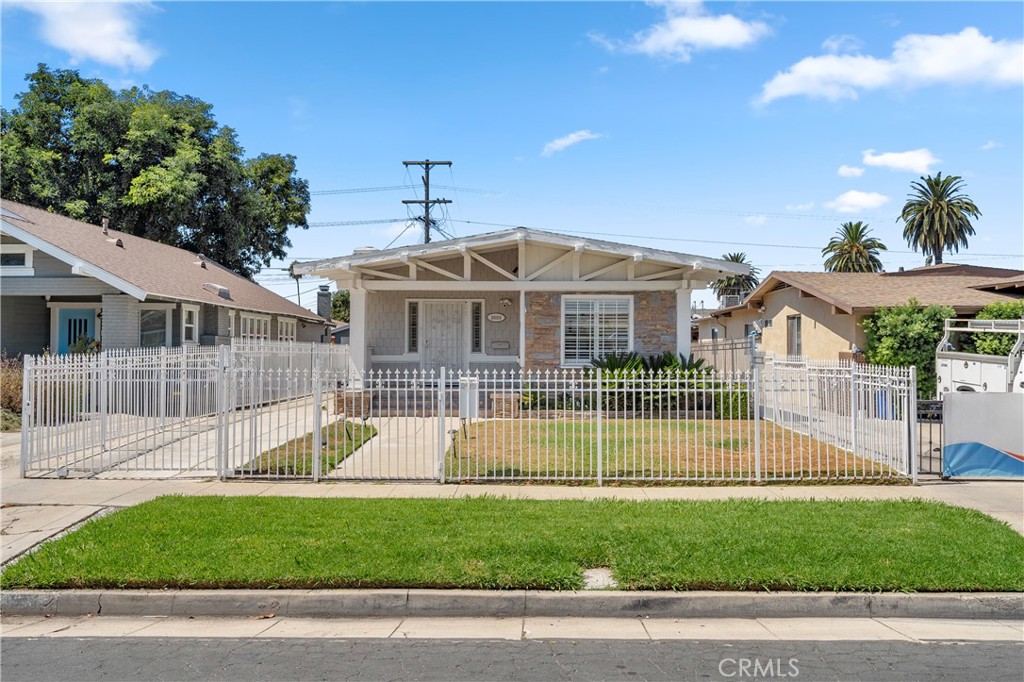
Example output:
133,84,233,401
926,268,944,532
21,347,917,483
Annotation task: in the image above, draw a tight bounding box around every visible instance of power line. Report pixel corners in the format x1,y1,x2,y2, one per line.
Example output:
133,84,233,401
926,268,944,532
402,160,452,244
308,218,406,227
446,219,1024,258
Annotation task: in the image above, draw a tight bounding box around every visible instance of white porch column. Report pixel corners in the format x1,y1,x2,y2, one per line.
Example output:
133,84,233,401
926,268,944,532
349,287,368,376
676,284,693,359
518,289,526,369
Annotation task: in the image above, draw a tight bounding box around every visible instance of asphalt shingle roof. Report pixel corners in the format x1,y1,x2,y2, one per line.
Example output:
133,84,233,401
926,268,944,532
1,199,323,321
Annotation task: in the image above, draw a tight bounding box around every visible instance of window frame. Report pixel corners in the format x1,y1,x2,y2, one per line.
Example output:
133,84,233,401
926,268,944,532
786,314,802,357
277,317,297,342
181,304,200,345
139,303,174,348
0,244,35,276
560,295,634,368
239,313,271,341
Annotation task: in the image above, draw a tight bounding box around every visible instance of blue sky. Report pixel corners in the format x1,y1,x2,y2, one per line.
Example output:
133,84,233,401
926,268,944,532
3,1,1022,310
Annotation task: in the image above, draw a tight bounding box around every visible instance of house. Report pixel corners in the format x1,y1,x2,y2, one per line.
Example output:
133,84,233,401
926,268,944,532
697,264,1024,360
1,200,329,357
295,227,748,374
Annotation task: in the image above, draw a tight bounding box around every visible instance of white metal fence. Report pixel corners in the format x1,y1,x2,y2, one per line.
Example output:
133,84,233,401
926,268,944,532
692,338,758,374
22,344,916,483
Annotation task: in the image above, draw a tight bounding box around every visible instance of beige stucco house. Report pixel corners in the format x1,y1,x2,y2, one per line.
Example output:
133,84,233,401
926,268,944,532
297,228,747,374
697,265,1024,360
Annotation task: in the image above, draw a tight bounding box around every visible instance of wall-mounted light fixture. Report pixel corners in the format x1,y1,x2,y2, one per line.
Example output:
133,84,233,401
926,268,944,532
499,298,512,308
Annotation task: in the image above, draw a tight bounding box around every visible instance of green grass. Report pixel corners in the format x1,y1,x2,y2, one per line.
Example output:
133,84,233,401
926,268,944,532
241,419,375,476
3,496,1022,592
448,419,891,480
0,407,20,432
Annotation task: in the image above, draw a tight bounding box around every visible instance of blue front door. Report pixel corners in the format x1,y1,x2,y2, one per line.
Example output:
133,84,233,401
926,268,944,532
57,308,96,354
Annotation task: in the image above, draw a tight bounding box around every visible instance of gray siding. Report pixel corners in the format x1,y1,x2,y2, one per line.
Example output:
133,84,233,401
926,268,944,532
366,290,520,361
100,294,141,350
0,296,48,358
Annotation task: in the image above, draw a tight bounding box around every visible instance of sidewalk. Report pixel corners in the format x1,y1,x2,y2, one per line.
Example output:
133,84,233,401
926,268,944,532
3,451,1023,566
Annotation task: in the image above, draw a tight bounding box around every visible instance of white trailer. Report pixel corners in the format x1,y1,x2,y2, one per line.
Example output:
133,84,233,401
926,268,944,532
935,319,1024,396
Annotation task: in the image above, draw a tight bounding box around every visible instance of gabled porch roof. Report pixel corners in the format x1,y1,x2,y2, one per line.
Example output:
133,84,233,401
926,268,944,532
296,227,749,287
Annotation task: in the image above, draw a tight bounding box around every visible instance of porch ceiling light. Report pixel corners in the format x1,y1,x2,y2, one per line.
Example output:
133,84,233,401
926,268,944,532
500,298,512,308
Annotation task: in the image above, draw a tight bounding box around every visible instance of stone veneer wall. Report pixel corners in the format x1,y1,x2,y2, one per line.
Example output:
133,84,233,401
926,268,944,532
524,291,678,370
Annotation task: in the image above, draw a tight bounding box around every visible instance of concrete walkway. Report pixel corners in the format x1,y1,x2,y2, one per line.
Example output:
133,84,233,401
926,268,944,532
3,615,1021,642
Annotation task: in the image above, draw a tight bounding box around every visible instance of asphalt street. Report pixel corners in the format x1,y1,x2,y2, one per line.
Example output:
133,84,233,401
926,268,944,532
3,637,1023,682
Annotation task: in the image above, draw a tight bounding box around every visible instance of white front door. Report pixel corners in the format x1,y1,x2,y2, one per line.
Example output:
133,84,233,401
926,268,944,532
421,301,466,372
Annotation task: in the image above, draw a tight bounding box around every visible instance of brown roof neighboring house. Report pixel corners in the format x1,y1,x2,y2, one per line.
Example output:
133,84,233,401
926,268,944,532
1,199,322,321
709,265,1023,318
971,275,1024,295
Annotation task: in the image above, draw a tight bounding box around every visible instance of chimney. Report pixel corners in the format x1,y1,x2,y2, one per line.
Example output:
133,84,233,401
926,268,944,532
317,285,332,321
898,267,904,272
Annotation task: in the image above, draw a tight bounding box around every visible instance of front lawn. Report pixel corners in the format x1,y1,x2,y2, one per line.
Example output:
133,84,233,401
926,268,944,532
3,497,1022,592
448,419,893,481
239,419,375,476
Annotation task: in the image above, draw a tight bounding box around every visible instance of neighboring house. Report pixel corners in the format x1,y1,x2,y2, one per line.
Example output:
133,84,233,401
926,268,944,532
296,227,748,374
697,264,1024,360
0,200,329,357
330,320,350,345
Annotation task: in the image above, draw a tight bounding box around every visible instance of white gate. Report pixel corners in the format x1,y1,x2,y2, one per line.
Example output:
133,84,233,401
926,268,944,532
421,302,465,372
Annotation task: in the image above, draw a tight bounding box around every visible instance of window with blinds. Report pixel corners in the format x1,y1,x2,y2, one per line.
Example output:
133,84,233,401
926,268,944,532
471,302,483,353
562,297,632,366
407,302,419,352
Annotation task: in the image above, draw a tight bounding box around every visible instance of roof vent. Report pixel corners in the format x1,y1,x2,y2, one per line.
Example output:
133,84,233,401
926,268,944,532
195,259,208,269
106,237,123,248
353,246,378,255
203,282,231,300
101,217,109,235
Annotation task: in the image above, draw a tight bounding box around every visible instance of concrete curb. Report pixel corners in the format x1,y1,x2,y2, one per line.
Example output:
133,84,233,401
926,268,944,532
3,590,1022,620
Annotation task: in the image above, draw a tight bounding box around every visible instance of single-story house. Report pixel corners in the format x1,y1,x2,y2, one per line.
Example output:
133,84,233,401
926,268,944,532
1,200,329,357
295,227,748,374
697,264,1024,360
330,320,350,345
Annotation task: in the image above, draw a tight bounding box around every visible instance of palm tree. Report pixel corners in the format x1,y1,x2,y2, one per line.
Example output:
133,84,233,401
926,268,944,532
898,172,981,265
711,252,760,305
821,221,887,273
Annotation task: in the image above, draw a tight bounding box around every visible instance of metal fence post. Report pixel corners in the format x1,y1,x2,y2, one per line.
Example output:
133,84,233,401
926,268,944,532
311,368,323,483
850,362,858,456
215,345,230,479
752,364,761,482
596,369,604,487
19,356,33,478
908,366,919,484
437,366,447,483
98,351,108,453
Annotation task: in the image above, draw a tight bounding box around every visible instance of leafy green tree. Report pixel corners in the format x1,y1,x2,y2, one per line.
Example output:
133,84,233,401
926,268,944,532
973,301,1024,356
897,172,981,265
862,299,955,399
1,65,309,277
331,290,351,323
710,252,760,304
822,221,887,273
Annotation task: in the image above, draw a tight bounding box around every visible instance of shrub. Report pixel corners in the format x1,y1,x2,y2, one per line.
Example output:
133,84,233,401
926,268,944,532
861,299,954,399
973,301,1024,356
0,355,23,415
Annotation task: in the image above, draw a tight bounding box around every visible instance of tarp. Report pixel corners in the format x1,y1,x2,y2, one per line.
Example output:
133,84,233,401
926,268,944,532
943,393,1024,479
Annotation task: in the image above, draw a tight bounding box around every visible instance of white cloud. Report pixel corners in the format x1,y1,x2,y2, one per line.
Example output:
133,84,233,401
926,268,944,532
590,1,771,63
837,165,865,178
822,34,863,54
826,190,890,214
744,215,767,226
785,202,815,211
7,1,158,71
862,148,940,173
981,140,1002,150
541,130,605,157
757,27,1023,105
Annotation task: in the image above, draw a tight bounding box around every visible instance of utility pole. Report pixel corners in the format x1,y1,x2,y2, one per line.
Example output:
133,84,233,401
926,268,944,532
402,160,452,243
